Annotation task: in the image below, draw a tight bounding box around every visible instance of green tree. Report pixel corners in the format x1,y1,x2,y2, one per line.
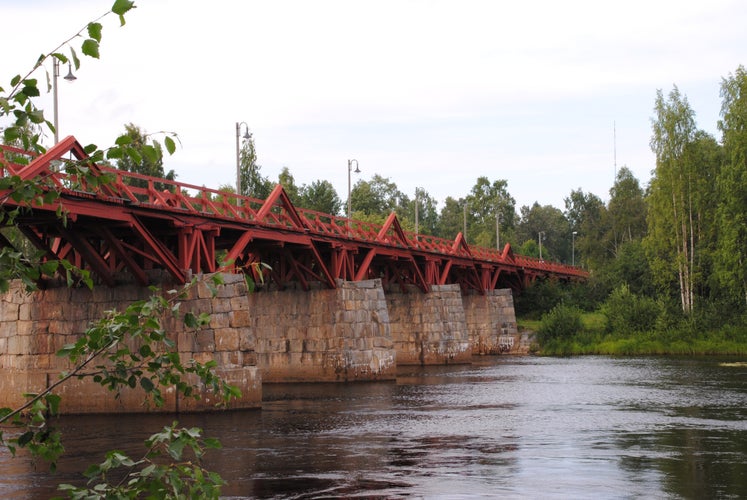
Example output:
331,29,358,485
115,122,176,189
599,240,654,297
519,238,540,258
299,179,342,215
647,86,710,314
276,166,300,205
516,203,569,262
465,176,516,249
238,134,272,199
0,3,233,497
685,131,723,301
350,174,408,218
564,189,608,270
410,187,439,235
716,65,747,306
435,196,467,240
607,166,647,252
392,187,439,234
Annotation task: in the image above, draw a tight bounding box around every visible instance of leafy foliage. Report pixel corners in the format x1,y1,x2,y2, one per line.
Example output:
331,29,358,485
465,177,515,249
112,123,177,190
0,3,235,497
0,2,176,294
607,167,647,253
538,304,583,343
299,179,342,215
600,284,660,335
238,133,272,199
0,275,239,488
57,423,225,499
435,196,466,240
516,203,569,262
564,188,609,270
716,65,747,307
350,174,409,218
646,86,701,314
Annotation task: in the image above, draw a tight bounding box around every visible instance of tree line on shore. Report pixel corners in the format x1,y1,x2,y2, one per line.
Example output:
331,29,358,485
1,3,746,493
110,65,747,353
525,67,747,354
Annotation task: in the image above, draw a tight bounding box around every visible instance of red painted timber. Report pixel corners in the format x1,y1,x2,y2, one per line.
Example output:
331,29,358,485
0,137,588,292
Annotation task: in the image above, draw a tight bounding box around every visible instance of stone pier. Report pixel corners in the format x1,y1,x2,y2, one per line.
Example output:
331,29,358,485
385,284,472,365
463,289,519,354
1,272,520,413
248,279,396,383
0,274,261,414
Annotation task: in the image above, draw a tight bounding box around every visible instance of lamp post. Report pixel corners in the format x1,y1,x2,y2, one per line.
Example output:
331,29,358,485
347,159,360,220
235,122,251,195
463,202,468,242
52,58,76,143
496,211,502,250
572,230,578,266
538,231,545,261
414,188,420,236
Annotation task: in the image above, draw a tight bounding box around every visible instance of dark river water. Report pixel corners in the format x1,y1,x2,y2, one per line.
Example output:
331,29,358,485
2,356,747,499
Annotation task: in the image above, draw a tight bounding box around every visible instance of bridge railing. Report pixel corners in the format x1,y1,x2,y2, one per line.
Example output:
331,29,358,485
0,140,588,279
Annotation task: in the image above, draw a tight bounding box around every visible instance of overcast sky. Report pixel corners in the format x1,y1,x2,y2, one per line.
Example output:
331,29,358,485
3,0,746,211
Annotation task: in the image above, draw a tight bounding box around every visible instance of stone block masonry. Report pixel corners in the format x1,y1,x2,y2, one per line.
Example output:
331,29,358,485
1,269,521,413
0,274,261,414
248,279,396,383
463,289,519,354
385,284,472,365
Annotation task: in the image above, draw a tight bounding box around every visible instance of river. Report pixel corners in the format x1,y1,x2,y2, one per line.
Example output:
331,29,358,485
2,356,747,499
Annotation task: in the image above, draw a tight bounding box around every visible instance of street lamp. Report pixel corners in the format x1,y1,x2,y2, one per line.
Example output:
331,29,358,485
572,230,578,266
414,188,420,236
235,122,251,195
538,231,545,261
52,58,76,143
496,211,502,250
347,159,360,220
463,202,468,242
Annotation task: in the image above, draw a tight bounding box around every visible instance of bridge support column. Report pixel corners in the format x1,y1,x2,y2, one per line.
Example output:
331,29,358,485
385,284,471,365
462,289,519,354
0,274,261,414
250,279,395,383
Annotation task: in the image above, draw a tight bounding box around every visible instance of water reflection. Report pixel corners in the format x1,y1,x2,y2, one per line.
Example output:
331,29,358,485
2,356,747,498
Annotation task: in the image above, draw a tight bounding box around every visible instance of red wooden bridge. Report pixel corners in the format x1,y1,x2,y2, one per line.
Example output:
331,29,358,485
0,136,587,293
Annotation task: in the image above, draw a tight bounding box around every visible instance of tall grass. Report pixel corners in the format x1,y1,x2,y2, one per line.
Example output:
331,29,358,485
533,316,747,356
519,283,747,356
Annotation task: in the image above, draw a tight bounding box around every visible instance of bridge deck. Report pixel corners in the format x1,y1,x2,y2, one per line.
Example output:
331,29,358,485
0,136,587,293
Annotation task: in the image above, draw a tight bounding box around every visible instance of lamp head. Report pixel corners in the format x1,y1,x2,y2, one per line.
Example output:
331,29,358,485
243,130,252,140
63,63,77,81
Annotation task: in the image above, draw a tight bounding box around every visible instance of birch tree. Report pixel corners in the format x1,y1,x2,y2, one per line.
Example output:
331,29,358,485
647,86,697,314
716,65,747,306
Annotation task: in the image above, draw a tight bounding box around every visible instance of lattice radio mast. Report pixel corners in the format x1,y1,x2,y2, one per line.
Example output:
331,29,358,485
613,121,617,181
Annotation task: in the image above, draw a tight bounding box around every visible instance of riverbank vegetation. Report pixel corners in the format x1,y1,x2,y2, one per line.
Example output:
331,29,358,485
235,67,747,357
516,278,747,356
1,3,237,497
508,68,747,356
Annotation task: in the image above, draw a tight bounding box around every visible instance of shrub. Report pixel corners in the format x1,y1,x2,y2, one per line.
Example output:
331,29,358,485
600,284,660,335
538,303,583,343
